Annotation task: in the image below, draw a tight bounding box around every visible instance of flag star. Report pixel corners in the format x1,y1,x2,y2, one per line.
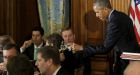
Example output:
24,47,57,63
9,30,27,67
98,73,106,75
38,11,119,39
136,0,140,4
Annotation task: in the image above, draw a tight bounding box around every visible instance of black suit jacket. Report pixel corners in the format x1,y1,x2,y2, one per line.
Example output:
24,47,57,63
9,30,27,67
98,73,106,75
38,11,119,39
56,67,70,75
61,49,81,75
23,42,45,60
84,10,140,75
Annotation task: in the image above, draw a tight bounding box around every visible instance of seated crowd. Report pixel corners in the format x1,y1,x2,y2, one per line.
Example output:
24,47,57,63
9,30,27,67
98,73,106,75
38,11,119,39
0,26,90,75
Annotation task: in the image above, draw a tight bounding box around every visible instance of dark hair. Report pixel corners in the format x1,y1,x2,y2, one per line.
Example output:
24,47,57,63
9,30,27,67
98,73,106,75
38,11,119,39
94,0,112,9
32,26,44,36
47,33,64,49
37,46,60,65
0,35,15,49
7,54,34,75
3,43,19,54
61,26,74,35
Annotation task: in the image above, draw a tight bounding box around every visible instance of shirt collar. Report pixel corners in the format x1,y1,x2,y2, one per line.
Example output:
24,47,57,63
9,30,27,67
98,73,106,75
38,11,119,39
108,9,115,21
34,42,43,48
52,66,61,75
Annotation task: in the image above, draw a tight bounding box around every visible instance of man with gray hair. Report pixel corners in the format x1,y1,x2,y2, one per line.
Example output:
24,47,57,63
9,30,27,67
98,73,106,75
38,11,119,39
72,0,140,75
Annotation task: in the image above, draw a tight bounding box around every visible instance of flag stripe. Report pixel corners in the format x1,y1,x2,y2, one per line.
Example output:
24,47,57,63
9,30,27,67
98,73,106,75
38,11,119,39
135,6,140,23
130,6,135,20
130,0,140,45
134,25,140,43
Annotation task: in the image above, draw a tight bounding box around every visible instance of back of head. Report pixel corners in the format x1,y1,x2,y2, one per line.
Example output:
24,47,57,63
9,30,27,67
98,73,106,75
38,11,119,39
47,33,64,49
7,54,34,75
94,0,112,9
37,46,60,65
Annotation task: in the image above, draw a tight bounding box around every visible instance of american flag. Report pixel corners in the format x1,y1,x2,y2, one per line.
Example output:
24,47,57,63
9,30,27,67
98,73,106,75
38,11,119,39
130,0,140,46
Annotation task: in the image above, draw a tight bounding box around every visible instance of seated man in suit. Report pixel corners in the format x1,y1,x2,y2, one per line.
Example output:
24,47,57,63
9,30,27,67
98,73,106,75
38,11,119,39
20,26,45,60
0,43,19,75
36,46,70,75
61,27,91,75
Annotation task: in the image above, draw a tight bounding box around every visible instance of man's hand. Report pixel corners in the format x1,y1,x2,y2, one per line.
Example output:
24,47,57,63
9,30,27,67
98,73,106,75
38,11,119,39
60,53,65,61
21,40,32,49
71,43,83,52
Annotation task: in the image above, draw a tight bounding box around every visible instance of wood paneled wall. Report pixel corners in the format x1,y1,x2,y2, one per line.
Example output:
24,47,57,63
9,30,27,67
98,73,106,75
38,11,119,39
0,0,40,44
0,0,17,39
110,0,130,14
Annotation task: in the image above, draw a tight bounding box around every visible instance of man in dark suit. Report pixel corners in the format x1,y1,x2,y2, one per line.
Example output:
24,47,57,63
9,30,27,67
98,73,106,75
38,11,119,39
72,0,140,75
36,46,70,75
20,26,45,60
61,27,91,75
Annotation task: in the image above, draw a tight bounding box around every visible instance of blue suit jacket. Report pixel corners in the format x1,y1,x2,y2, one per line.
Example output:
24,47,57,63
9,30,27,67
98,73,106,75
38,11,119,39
84,10,140,75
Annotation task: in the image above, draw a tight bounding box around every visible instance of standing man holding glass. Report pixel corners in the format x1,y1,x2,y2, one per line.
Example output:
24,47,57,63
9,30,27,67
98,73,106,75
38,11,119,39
72,0,140,75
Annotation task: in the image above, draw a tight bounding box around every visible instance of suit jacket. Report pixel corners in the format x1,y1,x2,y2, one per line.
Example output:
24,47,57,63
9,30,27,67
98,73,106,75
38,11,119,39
56,67,70,75
23,42,45,60
84,10,140,75
61,49,81,75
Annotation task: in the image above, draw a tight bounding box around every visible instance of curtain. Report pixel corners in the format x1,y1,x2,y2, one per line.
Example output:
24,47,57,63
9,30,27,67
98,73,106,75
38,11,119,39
37,0,70,37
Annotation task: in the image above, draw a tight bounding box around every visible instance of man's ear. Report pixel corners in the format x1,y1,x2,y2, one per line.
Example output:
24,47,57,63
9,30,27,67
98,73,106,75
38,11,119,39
46,58,53,66
104,7,109,12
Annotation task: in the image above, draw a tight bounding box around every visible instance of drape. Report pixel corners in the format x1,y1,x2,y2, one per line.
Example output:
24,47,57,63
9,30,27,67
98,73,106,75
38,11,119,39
37,0,70,37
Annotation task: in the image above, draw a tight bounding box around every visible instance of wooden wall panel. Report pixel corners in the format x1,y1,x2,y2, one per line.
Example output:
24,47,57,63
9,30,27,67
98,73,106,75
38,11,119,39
71,0,104,45
0,0,40,44
16,0,40,45
86,0,104,44
71,0,83,44
0,0,16,39
110,0,130,14
0,0,4,35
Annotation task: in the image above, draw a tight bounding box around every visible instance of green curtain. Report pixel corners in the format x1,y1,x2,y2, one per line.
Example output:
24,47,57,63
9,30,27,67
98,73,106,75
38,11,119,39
37,0,70,37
